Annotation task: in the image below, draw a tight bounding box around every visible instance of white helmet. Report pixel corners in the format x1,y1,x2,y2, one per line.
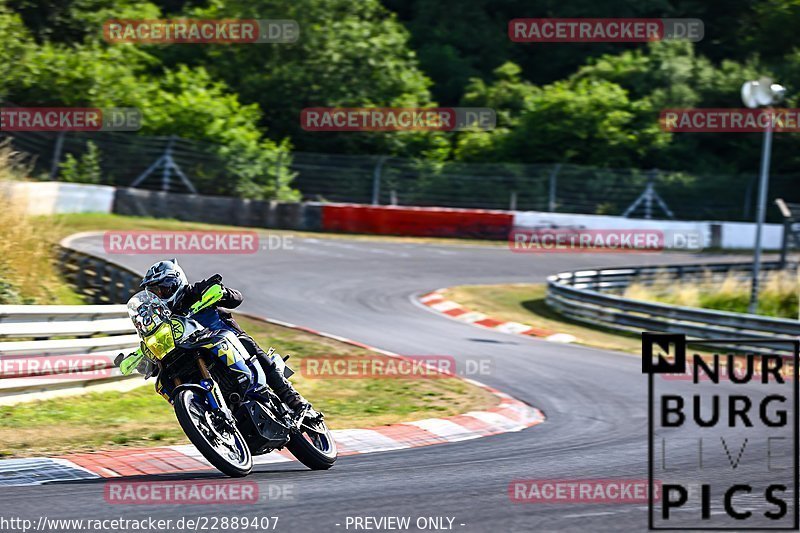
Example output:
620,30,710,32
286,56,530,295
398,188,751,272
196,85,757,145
140,258,188,305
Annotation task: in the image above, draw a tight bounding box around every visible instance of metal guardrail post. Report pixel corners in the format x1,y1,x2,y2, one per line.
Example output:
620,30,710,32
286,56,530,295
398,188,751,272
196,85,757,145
76,255,89,292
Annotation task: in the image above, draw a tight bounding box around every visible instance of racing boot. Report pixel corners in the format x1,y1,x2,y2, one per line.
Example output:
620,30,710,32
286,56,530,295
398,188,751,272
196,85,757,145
238,333,322,420
265,367,322,421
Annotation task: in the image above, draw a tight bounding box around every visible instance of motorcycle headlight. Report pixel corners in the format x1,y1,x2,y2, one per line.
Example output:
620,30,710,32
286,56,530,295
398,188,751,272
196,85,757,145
144,322,176,360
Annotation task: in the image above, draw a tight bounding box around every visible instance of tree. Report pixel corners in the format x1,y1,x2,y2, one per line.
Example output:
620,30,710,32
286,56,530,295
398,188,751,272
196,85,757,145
2,4,297,200
0,1,34,100
177,0,445,157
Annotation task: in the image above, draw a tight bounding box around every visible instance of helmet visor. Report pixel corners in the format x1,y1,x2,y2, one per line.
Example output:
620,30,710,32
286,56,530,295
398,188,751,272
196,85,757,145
148,277,181,300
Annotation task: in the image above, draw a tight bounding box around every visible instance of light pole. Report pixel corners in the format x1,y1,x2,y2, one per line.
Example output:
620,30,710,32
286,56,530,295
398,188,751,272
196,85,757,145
741,78,786,314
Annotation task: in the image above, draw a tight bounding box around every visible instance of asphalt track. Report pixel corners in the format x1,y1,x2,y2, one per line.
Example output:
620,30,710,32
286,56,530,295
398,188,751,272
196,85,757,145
4,235,794,532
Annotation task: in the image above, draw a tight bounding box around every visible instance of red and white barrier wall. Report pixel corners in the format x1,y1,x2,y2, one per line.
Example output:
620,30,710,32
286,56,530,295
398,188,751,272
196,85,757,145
8,182,782,249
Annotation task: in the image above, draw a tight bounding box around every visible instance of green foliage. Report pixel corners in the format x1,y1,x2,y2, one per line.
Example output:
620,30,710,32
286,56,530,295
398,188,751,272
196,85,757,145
181,0,444,157
4,0,800,206
1,0,296,200
59,141,102,184
0,278,23,304
0,2,34,99
456,69,668,168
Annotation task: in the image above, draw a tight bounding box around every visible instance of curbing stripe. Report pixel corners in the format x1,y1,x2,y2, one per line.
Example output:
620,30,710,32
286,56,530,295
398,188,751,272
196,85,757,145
405,418,485,443
419,289,577,344
464,411,527,433
331,429,409,454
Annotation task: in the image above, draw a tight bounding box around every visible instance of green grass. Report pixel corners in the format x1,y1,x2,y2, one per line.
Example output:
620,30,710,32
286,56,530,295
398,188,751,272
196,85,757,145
442,283,649,354
441,284,723,359
624,270,799,319
0,315,496,457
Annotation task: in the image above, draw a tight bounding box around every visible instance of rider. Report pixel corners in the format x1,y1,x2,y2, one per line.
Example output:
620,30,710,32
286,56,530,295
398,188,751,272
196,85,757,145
137,258,312,415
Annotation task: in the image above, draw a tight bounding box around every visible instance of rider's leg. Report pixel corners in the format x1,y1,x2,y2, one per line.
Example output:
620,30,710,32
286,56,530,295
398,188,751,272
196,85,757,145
237,332,310,412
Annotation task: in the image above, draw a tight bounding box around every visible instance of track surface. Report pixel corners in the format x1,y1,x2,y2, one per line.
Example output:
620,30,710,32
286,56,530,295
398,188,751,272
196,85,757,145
5,236,791,532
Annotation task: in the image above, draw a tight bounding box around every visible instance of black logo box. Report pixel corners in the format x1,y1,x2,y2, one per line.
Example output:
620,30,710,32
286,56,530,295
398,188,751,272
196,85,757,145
642,332,799,531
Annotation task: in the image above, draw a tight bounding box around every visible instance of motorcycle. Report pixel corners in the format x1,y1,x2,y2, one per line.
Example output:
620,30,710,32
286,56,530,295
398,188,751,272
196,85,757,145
114,287,337,477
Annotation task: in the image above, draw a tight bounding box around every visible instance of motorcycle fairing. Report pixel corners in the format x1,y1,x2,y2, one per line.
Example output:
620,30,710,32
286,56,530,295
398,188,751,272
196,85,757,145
198,330,253,380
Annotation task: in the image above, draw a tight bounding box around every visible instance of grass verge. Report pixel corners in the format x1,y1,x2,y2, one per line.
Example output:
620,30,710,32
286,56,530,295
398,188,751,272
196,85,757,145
440,284,734,359
624,270,798,319
441,283,657,355
0,315,497,458
0,142,83,304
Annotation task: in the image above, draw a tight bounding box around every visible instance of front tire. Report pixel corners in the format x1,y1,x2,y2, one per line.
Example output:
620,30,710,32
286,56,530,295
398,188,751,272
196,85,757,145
287,419,337,470
174,389,253,477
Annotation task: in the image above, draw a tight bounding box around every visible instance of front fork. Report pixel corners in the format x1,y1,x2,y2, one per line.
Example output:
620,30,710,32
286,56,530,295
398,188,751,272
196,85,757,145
196,357,234,420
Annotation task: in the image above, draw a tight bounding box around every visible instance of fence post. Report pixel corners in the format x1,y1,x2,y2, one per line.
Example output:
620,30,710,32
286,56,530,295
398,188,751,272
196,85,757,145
644,169,656,220
509,191,517,211
779,219,790,268
161,136,175,192
548,164,561,212
372,156,387,205
49,131,66,180
275,151,283,189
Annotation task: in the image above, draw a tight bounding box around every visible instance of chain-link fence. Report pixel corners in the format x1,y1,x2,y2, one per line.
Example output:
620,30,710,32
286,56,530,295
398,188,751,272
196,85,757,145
5,130,282,197
3,130,798,222
275,152,798,222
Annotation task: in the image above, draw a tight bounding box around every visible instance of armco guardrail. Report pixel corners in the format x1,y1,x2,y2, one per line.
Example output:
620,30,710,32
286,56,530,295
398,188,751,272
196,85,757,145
546,260,800,355
0,242,143,402
0,305,138,401
58,244,141,304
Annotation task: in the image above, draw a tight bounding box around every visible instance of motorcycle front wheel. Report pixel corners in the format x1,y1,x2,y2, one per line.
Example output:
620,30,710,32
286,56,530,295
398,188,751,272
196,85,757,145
174,389,253,477
287,417,337,470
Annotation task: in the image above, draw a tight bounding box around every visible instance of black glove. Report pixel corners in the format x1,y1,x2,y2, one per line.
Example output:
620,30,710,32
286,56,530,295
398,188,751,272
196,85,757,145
198,274,223,292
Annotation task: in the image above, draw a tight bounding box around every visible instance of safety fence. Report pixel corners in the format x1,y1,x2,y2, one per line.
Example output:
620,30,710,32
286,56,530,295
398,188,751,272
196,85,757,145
547,260,800,355
0,245,141,402
5,130,800,222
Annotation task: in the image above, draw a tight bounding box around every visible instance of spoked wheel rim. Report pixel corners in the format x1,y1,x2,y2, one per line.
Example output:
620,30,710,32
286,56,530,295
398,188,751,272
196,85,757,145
299,420,337,458
185,393,250,468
